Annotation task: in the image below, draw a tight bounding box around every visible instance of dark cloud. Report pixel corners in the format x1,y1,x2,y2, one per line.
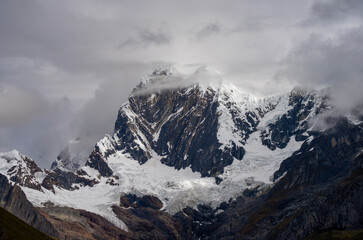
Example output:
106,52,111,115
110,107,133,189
304,0,363,25
195,22,223,39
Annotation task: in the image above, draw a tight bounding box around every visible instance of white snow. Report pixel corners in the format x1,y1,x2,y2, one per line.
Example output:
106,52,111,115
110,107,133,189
217,101,244,148
220,131,302,184
347,114,363,125
0,150,22,180
34,172,47,183
0,150,44,186
257,94,290,129
22,179,128,231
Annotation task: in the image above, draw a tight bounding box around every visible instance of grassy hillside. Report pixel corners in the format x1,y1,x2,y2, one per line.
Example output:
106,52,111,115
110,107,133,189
304,229,363,240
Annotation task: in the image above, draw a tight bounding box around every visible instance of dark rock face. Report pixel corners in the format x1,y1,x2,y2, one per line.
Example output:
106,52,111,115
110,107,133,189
136,195,164,209
173,203,236,240
113,193,182,239
0,174,58,238
44,168,99,191
120,194,163,210
273,118,363,186
271,167,362,240
85,147,113,177
39,206,132,240
120,194,139,208
113,205,182,240
114,86,237,177
261,88,324,150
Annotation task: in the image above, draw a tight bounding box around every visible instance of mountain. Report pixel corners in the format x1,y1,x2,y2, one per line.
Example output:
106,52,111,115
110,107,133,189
0,65,362,239
110,66,324,177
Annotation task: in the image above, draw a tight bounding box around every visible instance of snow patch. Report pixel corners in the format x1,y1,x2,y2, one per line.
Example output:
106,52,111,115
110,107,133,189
22,180,128,231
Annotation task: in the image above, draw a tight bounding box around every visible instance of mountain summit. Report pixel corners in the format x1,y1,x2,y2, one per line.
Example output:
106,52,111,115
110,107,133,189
106,66,325,176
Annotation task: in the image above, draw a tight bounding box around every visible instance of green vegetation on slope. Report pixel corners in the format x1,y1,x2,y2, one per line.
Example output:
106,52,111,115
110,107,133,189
304,229,363,240
0,207,55,240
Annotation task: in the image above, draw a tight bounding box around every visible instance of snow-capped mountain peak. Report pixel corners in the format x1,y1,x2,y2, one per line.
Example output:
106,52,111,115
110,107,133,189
134,64,225,96
0,150,46,191
0,68,332,231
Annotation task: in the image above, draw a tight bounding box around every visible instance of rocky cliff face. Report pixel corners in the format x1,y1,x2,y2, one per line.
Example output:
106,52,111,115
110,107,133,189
0,173,58,238
193,119,363,240
0,150,99,193
0,206,54,240
261,88,327,150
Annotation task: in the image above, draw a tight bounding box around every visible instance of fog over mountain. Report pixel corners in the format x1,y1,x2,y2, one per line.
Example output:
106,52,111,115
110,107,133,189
0,0,362,167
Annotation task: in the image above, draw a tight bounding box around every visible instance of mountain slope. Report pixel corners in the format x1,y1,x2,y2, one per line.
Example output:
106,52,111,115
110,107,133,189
194,118,363,240
0,173,58,238
0,207,54,240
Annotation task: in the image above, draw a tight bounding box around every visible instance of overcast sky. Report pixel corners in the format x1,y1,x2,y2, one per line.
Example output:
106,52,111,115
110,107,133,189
1,0,362,167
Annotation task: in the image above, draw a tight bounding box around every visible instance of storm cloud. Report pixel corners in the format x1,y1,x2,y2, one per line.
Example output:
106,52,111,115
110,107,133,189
0,0,362,167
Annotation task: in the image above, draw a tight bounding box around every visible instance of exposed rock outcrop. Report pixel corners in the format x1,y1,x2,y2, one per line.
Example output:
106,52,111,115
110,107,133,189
39,206,132,240
0,206,54,240
0,174,58,238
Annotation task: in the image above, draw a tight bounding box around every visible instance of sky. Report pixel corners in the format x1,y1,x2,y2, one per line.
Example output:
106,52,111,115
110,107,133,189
0,0,362,167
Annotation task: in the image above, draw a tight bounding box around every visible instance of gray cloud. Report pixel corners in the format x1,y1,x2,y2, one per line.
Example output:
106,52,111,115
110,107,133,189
195,22,223,39
231,18,270,33
277,26,363,115
133,65,223,96
119,27,172,49
0,96,72,167
0,84,46,126
304,0,363,25
66,62,152,161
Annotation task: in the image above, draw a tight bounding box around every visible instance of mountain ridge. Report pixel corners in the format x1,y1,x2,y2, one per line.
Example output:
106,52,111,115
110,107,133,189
1,66,360,239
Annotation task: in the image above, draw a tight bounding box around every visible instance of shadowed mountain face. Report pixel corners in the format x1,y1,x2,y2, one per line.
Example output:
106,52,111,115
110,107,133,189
0,173,58,238
0,206,54,240
0,67,362,239
184,119,363,240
